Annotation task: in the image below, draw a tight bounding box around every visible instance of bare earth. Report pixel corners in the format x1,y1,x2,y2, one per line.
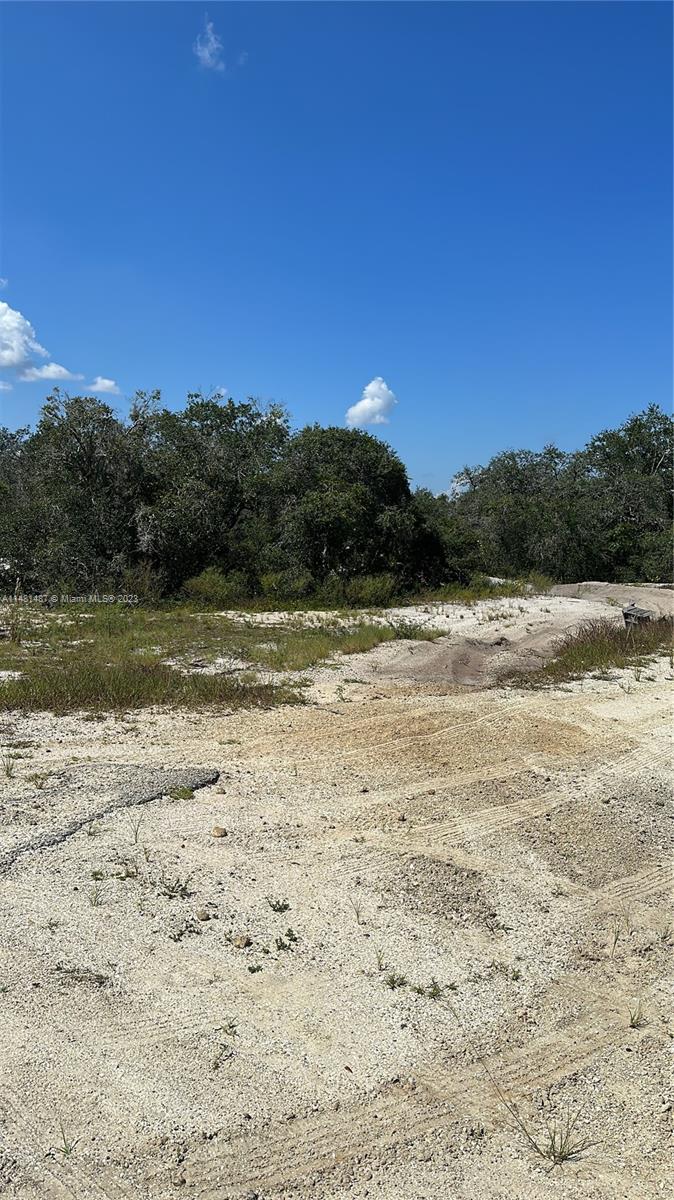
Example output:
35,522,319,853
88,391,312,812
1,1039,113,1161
1,584,672,1199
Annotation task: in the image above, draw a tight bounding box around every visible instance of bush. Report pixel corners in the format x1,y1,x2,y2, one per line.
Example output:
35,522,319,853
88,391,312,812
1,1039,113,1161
121,561,166,603
259,570,315,600
183,567,249,607
344,574,398,607
525,572,554,595
314,574,347,607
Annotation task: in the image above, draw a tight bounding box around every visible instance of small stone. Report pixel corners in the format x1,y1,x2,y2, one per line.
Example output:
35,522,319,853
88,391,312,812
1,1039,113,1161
233,934,252,949
211,826,228,838
196,908,211,922
398,813,407,823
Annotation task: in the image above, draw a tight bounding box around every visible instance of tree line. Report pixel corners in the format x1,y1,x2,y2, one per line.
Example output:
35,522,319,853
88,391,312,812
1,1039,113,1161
0,391,671,601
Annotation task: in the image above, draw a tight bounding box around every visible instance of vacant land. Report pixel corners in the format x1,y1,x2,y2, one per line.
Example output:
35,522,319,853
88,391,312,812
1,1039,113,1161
0,584,672,1199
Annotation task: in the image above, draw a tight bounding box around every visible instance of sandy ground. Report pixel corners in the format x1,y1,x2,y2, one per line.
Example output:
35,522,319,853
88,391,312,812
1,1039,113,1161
0,584,672,1199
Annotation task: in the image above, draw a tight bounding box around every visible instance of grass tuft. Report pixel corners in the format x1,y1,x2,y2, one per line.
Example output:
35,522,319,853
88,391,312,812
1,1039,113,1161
505,616,673,687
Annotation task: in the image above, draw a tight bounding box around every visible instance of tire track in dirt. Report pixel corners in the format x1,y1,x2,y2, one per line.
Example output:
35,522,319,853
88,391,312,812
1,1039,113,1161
237,693,538,761
0,1085,134,1200
405,739,669,851
596,862,674,908
176,976,626,1198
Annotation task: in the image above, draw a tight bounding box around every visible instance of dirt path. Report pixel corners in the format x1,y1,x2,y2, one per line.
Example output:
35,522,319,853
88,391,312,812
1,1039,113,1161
0,589,672,1199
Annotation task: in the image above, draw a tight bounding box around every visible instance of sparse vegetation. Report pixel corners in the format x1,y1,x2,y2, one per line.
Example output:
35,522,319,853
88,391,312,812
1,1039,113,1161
155,870,194,899
127,812,145,844
384,972,407,990
1,748,17,778
0,652,296,715
609,918,621,959
267,897,291,913
503,1099,600,1167
275,928,298,952
507,616,673,687
168,786,194,802
628,999,647,1029
55,1120,78,1158
0,600,440,714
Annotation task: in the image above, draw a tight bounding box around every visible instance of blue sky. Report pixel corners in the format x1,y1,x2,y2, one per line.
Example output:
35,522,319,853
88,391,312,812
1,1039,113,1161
0,1,671,491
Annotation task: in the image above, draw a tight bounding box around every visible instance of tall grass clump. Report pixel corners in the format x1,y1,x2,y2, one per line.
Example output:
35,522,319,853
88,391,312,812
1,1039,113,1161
0,654,296,715
249,619,439,672
509,616,673,687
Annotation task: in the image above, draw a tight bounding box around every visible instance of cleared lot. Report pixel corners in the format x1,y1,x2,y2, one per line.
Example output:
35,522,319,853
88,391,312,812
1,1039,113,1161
0,586,672,1199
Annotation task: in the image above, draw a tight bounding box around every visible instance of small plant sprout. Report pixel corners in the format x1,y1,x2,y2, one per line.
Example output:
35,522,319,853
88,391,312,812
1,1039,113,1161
156,871,194,899
658,922,672,943
275,928,298,952
374,947,387,972
127,811,145,844
27,771,50,789
55,1120,78,1157
628,999,647,1029
349,897,365,926
115,856,139,880
608,918,621,959
1,749,17,779
620,905,636,936
266,897,290,913
427,978,443,1000
384,972,407,990
88,883,104,907
169,786,194,802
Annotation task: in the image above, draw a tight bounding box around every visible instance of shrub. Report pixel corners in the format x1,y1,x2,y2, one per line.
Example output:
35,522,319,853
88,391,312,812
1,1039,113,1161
259,570,315,600
183,568,249,607
344,574,397,607
121,561,166,603
314,574,347,607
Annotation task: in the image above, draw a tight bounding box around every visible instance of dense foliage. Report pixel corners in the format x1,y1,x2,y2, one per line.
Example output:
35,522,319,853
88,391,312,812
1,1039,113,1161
0,391,671,598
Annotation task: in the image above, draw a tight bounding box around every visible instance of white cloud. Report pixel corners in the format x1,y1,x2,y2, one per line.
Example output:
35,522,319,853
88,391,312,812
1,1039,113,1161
345,377,398,428
0,301,48,368
87,376,120,395
0,380,12,391
193,15,225,72
19,362,83,382
0,278,8,290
